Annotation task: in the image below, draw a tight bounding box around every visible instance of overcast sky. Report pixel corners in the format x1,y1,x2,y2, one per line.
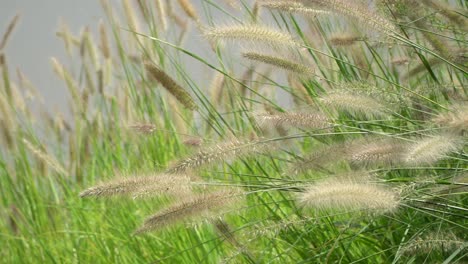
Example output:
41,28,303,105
1,0,106,112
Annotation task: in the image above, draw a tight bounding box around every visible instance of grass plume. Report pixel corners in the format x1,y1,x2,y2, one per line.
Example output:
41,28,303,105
345,138,406,168
22,138,67,175
144,62,198,111
401,232,467,256
299,0,398,36
166,138,276,174
299,179,399,213
176,0,199,22
129,123,157,134
403,135,461,165
259,0,330,16
242,51,314,76
202,24,301,49
319,90,390,118
432,104,468,134
80,173,192,199
254,111,331,131
0,13,21,50
134,189,241,234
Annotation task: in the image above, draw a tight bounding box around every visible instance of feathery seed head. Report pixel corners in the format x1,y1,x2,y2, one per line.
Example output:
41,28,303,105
328,34,363,46
403,135,461,165
298,0,398,36
0,13,21,50
22,138,67,175
259,0,330,16
345,138,406,167
79,173,192,199
320,90,390,118
166,138,277,174
183,137,203,147
144,62,198,110
391,56,411,66
432,104,468,134
299,179,399,213
242,51,314,76
401,232,467,256
98,20,110,59
134,189,242,233
129,123,157,134
202,25,301,49
254,111,331,132
176,0,199,22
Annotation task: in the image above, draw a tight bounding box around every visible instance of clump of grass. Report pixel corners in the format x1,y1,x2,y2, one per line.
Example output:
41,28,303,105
299,179,399,213
134,189,242,234
4,0,467,262
144,62,198,111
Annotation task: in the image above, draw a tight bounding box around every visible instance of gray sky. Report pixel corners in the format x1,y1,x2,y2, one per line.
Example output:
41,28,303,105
1,0,106,112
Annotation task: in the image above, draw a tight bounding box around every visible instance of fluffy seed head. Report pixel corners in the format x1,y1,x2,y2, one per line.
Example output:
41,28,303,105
320,90,390,118
79,173,192,199
0,13,21,50
166,138,276,174
134,189,241,233
259,1,330,16
298,0,398,36
403,135,461,165
144,62,198,110
391,56,410,66
176,0,199,22
242,51,314,76
22,138,67,175
129,123,157,134
254,111,331,131
401,232,467,255
328,34,362,46
183,137,203,147
98,20,110,59
345,138,406,167
432,104,468,134
299,179,399,213
202,25,301,49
